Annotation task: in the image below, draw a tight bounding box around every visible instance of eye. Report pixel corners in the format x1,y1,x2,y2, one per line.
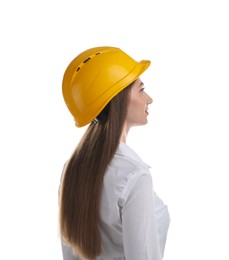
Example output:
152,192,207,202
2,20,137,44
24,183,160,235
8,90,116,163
140,87,145,92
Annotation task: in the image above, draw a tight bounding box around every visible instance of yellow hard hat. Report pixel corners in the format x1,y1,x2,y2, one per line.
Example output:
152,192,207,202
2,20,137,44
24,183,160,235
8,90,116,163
62,46,150,127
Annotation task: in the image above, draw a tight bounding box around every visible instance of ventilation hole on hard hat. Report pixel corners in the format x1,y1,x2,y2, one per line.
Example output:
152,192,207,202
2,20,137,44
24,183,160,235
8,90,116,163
76,67,80,72
83,57,91,63
95,52,100,55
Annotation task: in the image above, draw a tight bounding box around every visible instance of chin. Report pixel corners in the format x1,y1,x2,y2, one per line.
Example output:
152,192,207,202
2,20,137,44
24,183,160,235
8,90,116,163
142,117,148,125
135,120,148,126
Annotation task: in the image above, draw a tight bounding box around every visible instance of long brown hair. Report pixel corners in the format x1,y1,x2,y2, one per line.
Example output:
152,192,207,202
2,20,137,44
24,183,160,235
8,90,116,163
59,82,133,259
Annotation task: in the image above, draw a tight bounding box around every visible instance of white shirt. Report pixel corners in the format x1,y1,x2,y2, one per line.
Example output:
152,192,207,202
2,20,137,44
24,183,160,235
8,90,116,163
62,142,170,260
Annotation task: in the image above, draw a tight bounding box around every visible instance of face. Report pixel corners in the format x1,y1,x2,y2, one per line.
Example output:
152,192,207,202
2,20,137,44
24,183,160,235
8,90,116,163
125,78,153,128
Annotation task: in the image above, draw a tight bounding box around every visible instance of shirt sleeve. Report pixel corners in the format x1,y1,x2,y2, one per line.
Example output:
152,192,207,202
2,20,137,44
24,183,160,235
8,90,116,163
121,173,162,260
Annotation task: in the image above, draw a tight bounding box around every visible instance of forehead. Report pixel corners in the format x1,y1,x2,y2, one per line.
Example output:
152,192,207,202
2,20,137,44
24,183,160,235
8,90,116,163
132,78,143,88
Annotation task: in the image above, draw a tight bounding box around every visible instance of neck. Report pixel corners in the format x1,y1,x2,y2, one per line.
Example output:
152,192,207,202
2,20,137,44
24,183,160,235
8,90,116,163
120,122,131,143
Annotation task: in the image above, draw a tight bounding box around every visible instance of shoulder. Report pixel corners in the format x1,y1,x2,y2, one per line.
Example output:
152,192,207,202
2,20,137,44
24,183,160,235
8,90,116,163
113,142,150,172
108,142,150,181
103,143,152,204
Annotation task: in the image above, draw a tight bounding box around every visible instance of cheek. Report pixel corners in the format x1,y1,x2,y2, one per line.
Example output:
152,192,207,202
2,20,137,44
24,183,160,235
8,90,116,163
127,98,139,115
126,98,145,122
129,97,144,112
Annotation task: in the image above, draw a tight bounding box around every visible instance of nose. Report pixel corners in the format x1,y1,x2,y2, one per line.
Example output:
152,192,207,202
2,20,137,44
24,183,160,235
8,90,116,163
146,93,153,104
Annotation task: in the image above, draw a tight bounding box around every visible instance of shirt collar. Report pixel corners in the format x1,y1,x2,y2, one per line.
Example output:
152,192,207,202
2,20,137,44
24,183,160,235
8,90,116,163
115,142,151,169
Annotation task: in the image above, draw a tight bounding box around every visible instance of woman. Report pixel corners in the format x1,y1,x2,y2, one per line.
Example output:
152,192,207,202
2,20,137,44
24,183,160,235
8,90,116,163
59,46,170,260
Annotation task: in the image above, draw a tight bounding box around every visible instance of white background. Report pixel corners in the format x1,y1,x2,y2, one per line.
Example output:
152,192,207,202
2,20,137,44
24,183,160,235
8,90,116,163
0,0,229,259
